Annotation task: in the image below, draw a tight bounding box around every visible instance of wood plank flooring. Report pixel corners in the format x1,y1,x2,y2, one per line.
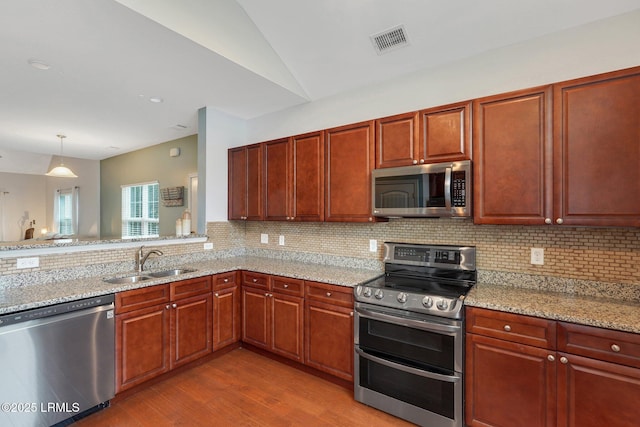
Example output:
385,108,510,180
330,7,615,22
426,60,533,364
75,348,413,426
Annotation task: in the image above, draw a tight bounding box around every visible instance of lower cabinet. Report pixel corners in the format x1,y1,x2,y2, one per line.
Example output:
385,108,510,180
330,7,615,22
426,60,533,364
212,272,241,351
115,276,212,393
466,306,640,427
304,281,354,381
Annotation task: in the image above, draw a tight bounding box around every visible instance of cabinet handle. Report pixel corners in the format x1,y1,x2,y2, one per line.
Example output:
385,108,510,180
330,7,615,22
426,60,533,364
560,357,568,364
172,303,177,309
545,218,552,225
503,325,511,332
611,344,621,352
326,292,332,297
547,355,555,362
283,284,289,288
556,218,564,225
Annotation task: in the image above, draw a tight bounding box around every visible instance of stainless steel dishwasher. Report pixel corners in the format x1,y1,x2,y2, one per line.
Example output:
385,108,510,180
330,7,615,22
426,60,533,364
0,294,115,427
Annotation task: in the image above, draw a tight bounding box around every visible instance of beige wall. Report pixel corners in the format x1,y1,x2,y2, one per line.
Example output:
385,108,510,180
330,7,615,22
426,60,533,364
100,135,198,238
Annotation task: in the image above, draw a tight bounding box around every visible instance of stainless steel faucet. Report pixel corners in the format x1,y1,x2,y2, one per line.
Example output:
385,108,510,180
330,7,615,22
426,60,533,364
136,246,163,272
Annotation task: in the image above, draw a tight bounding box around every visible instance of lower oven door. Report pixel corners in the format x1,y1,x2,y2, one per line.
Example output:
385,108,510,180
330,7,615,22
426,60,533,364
354,303,464,427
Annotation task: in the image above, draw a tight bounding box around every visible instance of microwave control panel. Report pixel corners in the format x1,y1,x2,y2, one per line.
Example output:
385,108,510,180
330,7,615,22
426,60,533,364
452,171,466,207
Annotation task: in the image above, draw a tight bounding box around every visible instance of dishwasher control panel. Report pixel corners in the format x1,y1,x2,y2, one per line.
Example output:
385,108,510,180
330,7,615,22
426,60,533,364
0,294,114,327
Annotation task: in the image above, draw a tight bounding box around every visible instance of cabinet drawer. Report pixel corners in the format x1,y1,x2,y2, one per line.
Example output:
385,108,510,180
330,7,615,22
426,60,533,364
305,281,353,307
272,275,304,296
466,307,556,349
116,284,170,314
242,271,270,290
213,271,237,290
558,322,640,369
170,276,212,300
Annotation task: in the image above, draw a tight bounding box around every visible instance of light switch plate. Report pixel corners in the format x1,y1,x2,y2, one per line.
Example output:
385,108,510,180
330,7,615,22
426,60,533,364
260,233,268,244
531,248,544,265
278,235,285,246
203,242,213,250
369,239,378,252
17,257,39,269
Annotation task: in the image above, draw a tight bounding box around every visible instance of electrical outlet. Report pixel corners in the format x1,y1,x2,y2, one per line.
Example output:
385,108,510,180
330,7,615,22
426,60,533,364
203,242,213,250
260,233,268,244
369,239,378,252
17,257,39,269
279,235,285,246
531,248,544,265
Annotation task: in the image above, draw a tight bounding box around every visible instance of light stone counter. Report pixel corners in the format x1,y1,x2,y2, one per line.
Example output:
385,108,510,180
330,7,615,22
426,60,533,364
465,281,640,334
0,256,383,315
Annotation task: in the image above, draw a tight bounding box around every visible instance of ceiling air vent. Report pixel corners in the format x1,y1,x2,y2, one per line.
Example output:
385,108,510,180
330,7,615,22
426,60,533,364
370,25,410,55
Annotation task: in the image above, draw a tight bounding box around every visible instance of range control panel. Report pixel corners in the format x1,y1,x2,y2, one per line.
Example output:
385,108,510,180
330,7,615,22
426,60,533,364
384,242,476,271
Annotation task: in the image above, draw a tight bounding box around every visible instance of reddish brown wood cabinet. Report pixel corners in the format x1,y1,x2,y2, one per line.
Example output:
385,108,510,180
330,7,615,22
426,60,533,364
115,276,212,393
375,111,420,168
228,144,263,220
466,307,640,427
212,272,241,351
420,101,471,163
325,120,377,222
304,281,354,381
553,67,640,227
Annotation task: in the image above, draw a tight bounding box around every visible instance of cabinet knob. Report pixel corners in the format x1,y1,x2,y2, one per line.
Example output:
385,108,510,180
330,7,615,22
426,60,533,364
560,356,568,364
253,278,257,283
419,159,425,164
269,293,273,297
214,293,219,298
172,303,177,309
265,292,269,297
547,355,555,362
350,311,354,317
326,292,332,297
556,218,564,225
224,278,229,283
503,325,511,332
545,218,552,225
412,159,418,165
611,344,621,352
368,217,373,222
166,305,170,310
283,284,289,288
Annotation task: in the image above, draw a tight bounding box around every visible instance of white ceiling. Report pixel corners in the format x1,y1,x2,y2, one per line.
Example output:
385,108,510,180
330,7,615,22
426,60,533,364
1,0,639,168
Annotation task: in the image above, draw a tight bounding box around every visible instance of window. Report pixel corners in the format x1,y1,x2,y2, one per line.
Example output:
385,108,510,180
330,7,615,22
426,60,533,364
54,187,78,236
121,182,159,238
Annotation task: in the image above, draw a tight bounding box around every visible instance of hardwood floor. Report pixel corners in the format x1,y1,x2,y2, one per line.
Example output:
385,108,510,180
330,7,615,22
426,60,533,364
76,348,413,426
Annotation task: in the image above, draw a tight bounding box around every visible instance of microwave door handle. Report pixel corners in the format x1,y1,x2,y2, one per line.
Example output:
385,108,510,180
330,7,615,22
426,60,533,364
444,167,452,209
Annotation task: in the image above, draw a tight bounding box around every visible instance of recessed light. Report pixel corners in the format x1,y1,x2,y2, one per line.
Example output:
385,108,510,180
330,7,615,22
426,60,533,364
27,59,51,70
149,97,163,103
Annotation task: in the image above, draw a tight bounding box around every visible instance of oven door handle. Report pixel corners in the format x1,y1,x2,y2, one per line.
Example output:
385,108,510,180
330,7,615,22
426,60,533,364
356,306,461,334
356,347,460,383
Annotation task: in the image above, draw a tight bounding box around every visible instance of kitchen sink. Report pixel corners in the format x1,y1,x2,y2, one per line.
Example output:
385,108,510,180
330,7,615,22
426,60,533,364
146,268,197,278
103,275,152,284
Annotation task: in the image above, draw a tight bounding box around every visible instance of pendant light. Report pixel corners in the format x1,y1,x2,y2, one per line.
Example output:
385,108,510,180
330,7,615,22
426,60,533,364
46,134,77,178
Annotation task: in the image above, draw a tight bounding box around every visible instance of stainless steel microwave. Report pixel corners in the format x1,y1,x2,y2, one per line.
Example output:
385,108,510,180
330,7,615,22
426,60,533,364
371,160,472,218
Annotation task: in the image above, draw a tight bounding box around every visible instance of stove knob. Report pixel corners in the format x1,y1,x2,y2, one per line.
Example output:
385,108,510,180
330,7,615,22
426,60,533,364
397,293,407,303
436,299,449,310
422,296,433,308
362,287,372,298
374,289,384,300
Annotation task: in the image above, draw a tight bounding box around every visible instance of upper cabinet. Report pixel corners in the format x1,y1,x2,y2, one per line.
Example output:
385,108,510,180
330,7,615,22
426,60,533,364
473,86,553,225
228,144,263,221
325,121,377,222
475,66,640,227
374,103,471,169
263,138,290,221
420,101,472,163
553,67,640,227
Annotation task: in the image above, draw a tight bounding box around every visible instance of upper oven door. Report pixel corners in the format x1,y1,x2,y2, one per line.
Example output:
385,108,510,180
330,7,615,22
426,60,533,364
355,302,464,373
371,161,471,218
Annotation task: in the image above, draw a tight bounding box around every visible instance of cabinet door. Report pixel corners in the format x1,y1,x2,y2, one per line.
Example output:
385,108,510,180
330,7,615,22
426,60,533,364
553,67,640,226
466,333,556,427
171,293,212,369
474,86,553,225
264,138,290,221
242,286,270,349
325,120,376,222
228,146,247,220
245,144,264,220
557,353,640,427
304,300,354,381
375,111,420,168
420,101,471,163
116,304,170,393
271,292,304,362
213,286,240,351
291,131,325,221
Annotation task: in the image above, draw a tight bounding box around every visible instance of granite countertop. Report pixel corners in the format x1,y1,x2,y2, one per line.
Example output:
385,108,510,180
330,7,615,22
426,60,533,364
0,256,383,315
465,281,640,334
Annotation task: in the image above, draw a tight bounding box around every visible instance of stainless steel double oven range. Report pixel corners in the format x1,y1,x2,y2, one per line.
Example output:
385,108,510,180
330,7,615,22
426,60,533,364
354,242,476,427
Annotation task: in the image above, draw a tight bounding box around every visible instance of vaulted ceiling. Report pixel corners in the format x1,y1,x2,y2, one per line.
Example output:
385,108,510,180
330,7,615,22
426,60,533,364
1,0,639,169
